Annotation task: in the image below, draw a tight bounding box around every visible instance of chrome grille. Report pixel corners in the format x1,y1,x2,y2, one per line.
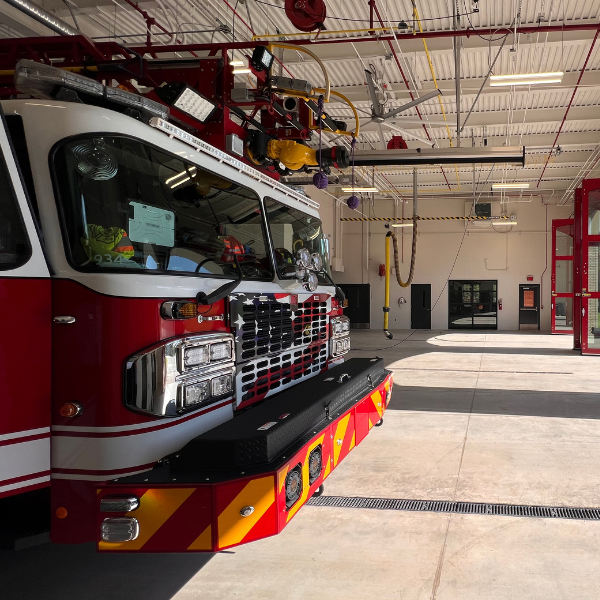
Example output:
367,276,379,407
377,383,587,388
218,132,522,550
231,293,328,362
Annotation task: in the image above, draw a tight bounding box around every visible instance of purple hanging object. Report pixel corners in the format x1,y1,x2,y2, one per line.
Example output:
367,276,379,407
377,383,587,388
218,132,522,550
313,171,328,189
347,195,360,210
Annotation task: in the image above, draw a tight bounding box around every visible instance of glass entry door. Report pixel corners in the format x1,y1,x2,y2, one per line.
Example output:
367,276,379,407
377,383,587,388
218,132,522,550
449,280,498,329
551,219,574,334
581,179,600,354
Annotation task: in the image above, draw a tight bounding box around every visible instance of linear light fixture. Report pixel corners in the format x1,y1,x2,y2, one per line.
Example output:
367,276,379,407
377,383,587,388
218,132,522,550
490,72,563,87
492,183,530,190
391,223,414,227
230,60,245,66
341,186,379,193
232,68,252,74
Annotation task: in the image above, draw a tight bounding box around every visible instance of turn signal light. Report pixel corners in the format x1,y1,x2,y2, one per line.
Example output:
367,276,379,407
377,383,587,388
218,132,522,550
60,402,83,417
161,301,198,320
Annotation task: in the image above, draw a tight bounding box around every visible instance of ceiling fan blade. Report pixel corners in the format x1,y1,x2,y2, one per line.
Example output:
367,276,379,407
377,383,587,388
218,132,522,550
382,89,442,121
364,69,384,118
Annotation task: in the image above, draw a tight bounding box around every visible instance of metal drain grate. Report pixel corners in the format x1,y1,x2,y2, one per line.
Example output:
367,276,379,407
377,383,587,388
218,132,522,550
307,496,600,521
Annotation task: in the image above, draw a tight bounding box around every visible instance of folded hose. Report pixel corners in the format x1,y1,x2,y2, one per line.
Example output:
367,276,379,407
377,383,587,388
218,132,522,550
388,215,418,288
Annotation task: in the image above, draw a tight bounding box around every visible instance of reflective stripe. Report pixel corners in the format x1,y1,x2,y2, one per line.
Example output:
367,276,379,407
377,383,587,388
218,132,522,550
0,475,50,495
0,437,50,483
0,427,50,442
52,401,232,473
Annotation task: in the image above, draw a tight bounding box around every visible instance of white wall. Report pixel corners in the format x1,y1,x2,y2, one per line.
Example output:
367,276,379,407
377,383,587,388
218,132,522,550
310,188,572,332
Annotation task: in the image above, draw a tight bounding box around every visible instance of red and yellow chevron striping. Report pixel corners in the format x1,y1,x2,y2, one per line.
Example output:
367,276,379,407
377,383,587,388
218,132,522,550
97,373,393,553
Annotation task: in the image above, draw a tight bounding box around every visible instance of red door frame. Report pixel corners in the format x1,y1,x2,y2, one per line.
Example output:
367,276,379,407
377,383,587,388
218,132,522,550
574,188,582,349
551,219,574,334
580,179,600,354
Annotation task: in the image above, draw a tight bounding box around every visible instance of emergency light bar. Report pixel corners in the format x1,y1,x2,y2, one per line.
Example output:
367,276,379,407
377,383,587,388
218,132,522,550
155,82,217,123
14,59,169,121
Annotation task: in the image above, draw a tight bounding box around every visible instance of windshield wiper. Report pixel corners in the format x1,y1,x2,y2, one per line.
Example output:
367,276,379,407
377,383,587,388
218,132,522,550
322,270,346,303
196,255,243,305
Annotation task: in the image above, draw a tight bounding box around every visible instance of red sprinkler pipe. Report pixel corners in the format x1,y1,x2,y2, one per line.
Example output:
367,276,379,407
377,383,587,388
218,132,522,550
537,28,600,187
121,0,199,57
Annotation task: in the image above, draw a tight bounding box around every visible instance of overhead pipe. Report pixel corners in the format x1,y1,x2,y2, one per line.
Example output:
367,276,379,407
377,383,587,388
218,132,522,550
353,146,525,167
128,23,600,54
3,0,80,35
537,28,600,187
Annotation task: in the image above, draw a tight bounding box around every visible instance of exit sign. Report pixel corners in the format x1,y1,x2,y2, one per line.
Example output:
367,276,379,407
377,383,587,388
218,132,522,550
527,276,534,281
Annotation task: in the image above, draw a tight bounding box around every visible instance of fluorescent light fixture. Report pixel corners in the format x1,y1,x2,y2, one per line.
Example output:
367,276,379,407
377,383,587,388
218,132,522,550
494,220,518,225
232,68,252,74
492,183,530,190
230,60,244,66
341,187,379,193
391,223,414,227
490,72,563,86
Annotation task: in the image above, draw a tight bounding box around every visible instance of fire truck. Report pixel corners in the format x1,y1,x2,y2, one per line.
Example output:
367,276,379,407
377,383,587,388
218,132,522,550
0,36,392,552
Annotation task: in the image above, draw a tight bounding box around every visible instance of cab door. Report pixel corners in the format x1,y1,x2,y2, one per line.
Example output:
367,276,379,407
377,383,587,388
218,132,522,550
0,106,51,498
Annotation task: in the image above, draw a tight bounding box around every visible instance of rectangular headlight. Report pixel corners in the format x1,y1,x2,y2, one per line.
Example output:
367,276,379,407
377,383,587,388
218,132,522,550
330,315,350,338
210,342,231,361
101,518,139,542
211,374,233,397
184,380,210,406
184,345,210,368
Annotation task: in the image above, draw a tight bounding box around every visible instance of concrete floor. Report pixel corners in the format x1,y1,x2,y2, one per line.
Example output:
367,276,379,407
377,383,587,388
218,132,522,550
3,330,600,600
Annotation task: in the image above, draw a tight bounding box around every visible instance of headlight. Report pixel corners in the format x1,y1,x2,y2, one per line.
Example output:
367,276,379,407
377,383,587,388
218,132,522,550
310,252,323,271
184,345,210,368
181,339,233,372
303,271,318,292
210,342,232,361
330,315,350,338
124,333,235,417
184,380,210,406
211,373,233,396
296,247,310,268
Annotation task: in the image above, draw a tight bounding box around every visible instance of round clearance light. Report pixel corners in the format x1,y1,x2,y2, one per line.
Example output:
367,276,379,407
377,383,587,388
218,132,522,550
308,445,322,484
296,247,310,268
59,402,83,418
310,253,323,271
285,466,303,508
303,271,318,292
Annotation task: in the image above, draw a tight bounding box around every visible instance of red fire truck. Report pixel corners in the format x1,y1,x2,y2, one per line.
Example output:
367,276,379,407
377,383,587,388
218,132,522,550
0,37,392,552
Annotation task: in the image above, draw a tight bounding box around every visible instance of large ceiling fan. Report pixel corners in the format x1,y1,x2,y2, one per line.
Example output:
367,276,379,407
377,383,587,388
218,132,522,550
363,69,442,148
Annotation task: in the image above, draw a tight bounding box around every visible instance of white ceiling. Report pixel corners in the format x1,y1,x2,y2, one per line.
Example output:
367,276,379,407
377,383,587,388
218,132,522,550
2,0,600,204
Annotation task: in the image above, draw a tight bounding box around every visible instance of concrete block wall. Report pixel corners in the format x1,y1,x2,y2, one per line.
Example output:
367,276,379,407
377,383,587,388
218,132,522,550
311,188,573,331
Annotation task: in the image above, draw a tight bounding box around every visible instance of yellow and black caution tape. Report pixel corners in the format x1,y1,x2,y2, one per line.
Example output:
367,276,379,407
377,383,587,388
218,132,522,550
340,216,511,222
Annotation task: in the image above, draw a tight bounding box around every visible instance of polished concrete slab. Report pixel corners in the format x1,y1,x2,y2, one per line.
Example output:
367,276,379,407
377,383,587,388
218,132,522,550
3,330,600,600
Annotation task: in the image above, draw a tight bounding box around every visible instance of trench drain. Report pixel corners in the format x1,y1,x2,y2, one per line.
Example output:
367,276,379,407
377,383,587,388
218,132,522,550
307,496,600,521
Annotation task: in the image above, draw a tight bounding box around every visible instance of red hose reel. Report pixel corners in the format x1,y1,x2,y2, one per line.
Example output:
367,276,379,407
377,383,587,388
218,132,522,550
285,0,327,32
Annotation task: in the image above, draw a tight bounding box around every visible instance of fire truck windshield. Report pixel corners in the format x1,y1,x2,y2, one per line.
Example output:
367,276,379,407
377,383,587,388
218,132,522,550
264,197,331,283
53,136,273,280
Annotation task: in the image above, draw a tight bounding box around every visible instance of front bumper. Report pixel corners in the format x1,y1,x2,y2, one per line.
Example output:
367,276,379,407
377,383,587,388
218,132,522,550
96,370,393,552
